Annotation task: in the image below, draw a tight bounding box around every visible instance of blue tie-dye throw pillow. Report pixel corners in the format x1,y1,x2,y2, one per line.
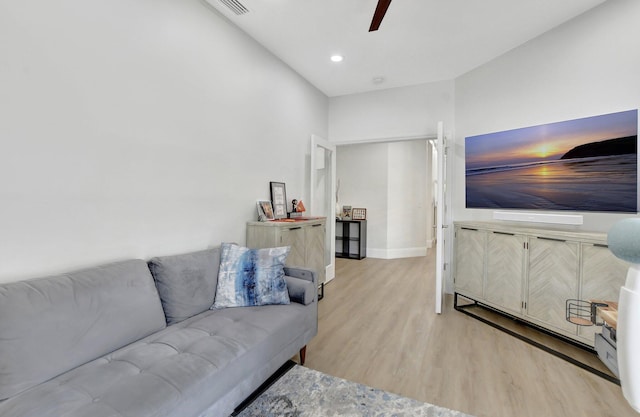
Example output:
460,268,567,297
212,243,291,308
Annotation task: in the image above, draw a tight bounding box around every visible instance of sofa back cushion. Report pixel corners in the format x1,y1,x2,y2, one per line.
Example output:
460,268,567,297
0,259,166,400
148,248,220,325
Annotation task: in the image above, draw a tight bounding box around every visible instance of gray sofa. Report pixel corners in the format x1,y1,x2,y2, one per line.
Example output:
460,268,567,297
0,247,318,417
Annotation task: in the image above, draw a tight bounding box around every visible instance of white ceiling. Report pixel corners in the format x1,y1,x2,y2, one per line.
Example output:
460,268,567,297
204,0,607,97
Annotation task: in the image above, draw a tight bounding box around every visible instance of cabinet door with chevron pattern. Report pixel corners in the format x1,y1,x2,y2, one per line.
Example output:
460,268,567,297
280,227,305,268
454,227,486,299
578,243,629,344
526,237,579,334
305,223,327,285
486,232,526,315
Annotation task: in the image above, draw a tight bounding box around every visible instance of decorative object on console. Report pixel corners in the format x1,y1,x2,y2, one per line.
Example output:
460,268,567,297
212,243,291,308
352,208,367,220
290,199,306,218
342,205,352,220
466,109,638,212
608,218,640,412
270,182,288,219
257,200,275,221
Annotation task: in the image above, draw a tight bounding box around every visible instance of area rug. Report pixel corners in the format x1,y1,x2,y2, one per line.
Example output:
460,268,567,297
234,363,474,417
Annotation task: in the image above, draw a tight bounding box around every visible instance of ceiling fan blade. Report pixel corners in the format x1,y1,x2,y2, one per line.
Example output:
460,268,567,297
369,0,392,32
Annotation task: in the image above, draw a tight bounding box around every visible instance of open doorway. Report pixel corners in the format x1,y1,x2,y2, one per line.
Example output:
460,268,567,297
312,126,449,313
334,139,435,260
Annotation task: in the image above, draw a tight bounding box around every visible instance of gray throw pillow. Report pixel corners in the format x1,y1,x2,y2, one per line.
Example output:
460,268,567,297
148,248,220,325
212,243,290,309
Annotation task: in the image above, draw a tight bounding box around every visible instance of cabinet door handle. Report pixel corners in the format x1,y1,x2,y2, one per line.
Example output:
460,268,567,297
288,227,302,231
493,231,515,236
312,224,322,227
593,243,608,248
536,236,566,242
461,227,478,231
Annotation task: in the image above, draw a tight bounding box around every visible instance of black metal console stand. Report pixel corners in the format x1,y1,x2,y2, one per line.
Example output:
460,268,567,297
453,292,619,385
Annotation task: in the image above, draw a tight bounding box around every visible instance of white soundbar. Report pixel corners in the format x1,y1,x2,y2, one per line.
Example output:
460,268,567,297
493,211,584,225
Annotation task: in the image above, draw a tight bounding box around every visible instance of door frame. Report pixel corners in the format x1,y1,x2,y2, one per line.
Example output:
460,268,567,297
326,128,450,307
310,134,337,282
435,122,446,314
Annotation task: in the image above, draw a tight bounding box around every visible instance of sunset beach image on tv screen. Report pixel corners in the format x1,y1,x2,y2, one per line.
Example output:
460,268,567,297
465,109,638,212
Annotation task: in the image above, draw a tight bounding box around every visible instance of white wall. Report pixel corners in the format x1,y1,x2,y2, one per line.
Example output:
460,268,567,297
336,143,388,251
328,80,455,143
336,141,428,258
453,0,640,233
0,0,328,282
387,141,429,257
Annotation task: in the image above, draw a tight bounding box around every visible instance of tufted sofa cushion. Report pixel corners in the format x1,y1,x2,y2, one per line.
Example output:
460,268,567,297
0,303,310,417
0,260,166,401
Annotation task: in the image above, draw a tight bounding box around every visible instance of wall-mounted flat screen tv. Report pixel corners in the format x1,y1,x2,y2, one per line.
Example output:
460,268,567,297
465,109,638,213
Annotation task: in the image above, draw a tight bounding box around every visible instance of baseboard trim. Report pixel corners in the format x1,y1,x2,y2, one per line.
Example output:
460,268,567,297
367,247,428,259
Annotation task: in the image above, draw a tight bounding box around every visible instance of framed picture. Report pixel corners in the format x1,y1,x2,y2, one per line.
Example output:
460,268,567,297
352,208,367,220
257,200,275,221
342,205,352,220
270,181,288,219
465,109,638,212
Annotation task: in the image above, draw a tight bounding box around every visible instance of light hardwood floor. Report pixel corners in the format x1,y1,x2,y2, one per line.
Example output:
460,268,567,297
305,253,638,417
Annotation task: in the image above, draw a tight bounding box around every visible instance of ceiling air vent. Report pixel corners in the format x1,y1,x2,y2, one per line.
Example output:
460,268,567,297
217,0,249,15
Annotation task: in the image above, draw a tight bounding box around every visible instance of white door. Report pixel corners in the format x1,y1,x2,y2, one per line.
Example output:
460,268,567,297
310,135,336,282
435,122,448,314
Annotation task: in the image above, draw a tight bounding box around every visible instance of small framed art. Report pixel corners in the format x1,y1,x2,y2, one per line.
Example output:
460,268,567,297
257,200,275,221
352,208,367,220
342,205,352,220
270,181,288,219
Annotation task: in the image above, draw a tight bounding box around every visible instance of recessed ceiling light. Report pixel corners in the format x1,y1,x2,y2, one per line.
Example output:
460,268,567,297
373,76,385,84
330,55,344,63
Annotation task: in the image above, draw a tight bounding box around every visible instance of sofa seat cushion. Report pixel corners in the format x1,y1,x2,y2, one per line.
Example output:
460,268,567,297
0,260,167,401
0,303,308,417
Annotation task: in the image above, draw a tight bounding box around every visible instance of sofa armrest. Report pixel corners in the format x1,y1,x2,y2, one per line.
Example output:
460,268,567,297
283,267,317,286
285,276,316,305
283,267,317,305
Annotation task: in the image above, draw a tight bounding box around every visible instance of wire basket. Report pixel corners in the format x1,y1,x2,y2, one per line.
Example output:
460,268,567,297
565,299,608,326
